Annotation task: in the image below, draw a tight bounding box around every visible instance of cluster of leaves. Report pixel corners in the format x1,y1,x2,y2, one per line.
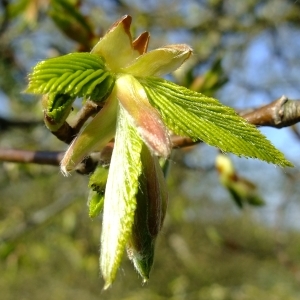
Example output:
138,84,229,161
25,14,292,289
1,0,300,297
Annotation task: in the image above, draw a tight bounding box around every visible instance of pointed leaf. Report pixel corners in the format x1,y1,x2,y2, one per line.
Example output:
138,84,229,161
123,44,192,77
61,92,118,174
100,103,143,289
132,32,150,54
140,77,292,167
116,75,171,157
127,145,168,281
91,15,140,71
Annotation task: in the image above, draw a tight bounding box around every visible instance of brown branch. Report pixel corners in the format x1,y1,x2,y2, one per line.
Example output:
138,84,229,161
72,100,102,132
240,95,300,128
0,149,64,166
46,120,77,144
1,95,300,173
0,116,43,130
46,100,102,144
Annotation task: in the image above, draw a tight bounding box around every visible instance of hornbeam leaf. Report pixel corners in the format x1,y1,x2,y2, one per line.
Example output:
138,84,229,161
27,52,114,101
140,77,292,167
100,103,143,289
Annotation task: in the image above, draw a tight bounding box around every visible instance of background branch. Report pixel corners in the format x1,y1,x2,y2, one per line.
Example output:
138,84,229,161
1,95,300,173
0,116,42,130
240,96,300,128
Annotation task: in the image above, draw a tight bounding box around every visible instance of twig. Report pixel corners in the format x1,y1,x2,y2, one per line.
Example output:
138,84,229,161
1,95,300,173
0,149,64,165
72,100,102,132
0,116,43,130
240,95,300,128
45,100,102,144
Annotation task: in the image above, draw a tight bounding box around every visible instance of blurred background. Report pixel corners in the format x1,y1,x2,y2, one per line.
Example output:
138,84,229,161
1,0,300,299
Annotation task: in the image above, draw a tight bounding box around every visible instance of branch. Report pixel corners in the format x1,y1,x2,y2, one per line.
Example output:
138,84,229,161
0,116,43,130
1,95,300,173
0,135,196,171
45,100,102,144
240,95,300,128
0,149,64,166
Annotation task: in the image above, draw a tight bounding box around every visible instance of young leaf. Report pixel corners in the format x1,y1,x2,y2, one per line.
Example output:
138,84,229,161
60,92,118,174
116,75,171,158
100,103,143,289
27,52,115,101
41,93,75,131
89,165,109,193
88,190,104,218
127,144,168,281
87,165,109,218
140,77,292,167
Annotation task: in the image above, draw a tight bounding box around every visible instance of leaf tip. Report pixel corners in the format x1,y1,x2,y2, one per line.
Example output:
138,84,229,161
103,280,112,291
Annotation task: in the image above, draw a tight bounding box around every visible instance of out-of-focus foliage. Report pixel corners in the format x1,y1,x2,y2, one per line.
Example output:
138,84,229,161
1,162,300,299
1,0,300,299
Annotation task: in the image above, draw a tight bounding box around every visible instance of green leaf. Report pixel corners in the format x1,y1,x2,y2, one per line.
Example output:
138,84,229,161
100,103,144,289
116,74,171,157
87,165,109,218
140,77,292,167
27,52,115,101
89,164,109,193
127,145,168,281
60,92,117,174
42,93,75,131
88,190,104,218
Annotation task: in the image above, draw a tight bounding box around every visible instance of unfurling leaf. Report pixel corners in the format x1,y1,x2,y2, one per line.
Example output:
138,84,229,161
127,144,168,281
140,77,292,167
100,103,144,289
60,92,118,174
41,93,75,131
88,190,104,218
116,75,171,158
87,165,109,218
27,52,115,102
89,164,109,193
